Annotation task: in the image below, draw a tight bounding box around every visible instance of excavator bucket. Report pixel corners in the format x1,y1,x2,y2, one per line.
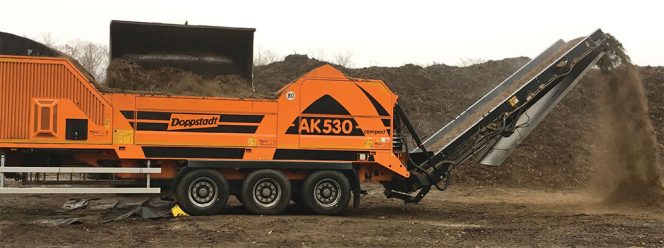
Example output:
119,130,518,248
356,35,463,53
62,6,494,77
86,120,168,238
110,20,255,80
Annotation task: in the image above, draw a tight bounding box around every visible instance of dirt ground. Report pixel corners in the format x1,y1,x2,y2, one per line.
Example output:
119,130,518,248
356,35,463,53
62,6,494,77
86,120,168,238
0,184,662,247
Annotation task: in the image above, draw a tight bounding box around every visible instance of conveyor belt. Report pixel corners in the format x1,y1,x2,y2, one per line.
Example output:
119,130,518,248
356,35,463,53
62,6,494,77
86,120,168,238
389,30,609,203
415,30,607,166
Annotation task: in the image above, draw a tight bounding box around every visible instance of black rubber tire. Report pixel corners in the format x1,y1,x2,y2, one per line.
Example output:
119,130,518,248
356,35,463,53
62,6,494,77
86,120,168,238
241,169,292,215
175,169,230,216
301,170,351,215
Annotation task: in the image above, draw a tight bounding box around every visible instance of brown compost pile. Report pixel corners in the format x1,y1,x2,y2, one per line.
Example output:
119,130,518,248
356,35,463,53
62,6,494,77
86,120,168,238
105,59,263,98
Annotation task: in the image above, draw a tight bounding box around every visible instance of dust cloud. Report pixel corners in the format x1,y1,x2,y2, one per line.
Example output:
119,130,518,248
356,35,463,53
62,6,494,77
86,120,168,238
590,35,664,207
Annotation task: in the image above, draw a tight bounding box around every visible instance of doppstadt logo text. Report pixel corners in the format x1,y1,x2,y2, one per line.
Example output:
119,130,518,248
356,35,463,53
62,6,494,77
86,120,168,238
167,114,219,130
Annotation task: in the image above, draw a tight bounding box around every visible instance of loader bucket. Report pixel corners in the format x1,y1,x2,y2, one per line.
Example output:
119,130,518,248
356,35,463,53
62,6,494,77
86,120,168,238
110,20,255,80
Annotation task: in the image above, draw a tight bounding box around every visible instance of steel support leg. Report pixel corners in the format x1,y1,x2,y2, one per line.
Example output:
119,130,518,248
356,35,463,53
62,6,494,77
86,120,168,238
146,160,151,188
1,154,5,188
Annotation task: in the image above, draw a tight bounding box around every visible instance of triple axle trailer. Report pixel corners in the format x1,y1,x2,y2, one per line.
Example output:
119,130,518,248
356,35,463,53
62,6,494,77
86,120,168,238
0,21,609,215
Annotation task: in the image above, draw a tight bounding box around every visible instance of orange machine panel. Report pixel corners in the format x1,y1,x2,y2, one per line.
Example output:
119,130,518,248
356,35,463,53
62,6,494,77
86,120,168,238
129,96,277,148
0,56,409,177
0,56,112,144
296,79,393,150
272,65,396,151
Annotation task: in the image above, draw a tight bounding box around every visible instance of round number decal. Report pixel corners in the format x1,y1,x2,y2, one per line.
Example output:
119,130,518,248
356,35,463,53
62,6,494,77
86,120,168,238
286,91,296,101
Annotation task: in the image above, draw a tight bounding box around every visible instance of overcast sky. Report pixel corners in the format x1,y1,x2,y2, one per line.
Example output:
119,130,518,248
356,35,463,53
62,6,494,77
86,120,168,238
0,0,661,67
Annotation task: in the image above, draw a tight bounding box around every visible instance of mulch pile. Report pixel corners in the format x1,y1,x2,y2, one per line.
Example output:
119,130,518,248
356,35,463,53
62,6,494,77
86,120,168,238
105,59,264,98
253,55,664,190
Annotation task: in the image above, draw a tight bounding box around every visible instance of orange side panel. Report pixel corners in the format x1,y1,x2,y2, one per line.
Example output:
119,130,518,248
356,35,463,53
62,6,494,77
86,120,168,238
130,96,277,147
0,57,410,178
0,56,112,143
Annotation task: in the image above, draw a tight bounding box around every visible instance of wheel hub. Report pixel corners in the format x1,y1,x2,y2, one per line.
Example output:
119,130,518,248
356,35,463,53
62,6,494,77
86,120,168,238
188,177,218,208
322,188,332,198
198,188,209,197
261,188,271,197
253,178,281,208
314,179,341,207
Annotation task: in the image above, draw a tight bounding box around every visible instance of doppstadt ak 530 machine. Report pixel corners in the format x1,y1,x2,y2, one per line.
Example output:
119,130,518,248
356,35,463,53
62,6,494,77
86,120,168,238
0,21,610,215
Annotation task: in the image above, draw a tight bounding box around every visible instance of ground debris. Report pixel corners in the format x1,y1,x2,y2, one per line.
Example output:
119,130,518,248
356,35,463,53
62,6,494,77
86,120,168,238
30,217,82,226
59,198,100,212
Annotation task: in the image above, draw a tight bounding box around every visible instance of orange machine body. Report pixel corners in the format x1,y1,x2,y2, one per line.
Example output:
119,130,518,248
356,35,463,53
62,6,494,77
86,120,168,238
0,55,408,182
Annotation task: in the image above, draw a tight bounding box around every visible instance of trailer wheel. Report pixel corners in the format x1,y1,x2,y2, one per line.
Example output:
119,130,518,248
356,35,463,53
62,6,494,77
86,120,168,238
241,169,291,215
301,170,351,215
175,169,229,216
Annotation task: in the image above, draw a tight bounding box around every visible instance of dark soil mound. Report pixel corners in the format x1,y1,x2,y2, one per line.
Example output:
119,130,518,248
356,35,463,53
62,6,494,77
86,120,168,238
255,55,588,188
253,54,327,96
343,58,531,135
640,66,664,161
252,54,664,190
